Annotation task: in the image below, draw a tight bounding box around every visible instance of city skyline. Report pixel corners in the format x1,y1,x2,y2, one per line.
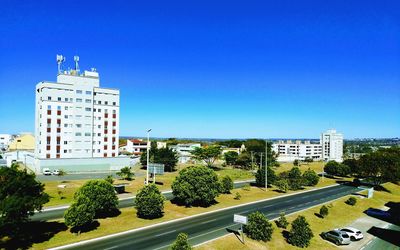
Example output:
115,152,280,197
0,1,399,139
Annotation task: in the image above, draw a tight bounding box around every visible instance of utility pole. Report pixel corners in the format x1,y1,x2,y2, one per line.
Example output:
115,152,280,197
146,129,152,185
260,152,263,169
265,140,268,191
250,151,254,170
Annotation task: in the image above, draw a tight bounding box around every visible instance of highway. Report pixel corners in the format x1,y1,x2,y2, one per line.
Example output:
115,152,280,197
51,183,361,250
32,180,252,221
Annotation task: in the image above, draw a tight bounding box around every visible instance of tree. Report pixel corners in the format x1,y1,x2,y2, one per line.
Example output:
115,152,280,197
135,184,165,219
105,175,114,184
293,159,299,166
275,178,289,193
74,180,119,217
235,152,252,169
276,212,289,229
287,167,303,190
324,161,351,177
288,215,313,248
117,166,134,180
224,151,239,166
304,157,313,163
58,169,66,178
170,233,192,250
319,205,329,218
220,175,234,194
302,168,320,186
244,139,277,167
255,166,276,187
343,159,359,176
140,144,179,172
244,211,273,242
191,145,222,167
172,166,220,207
0,165,49,233
64,197,95,232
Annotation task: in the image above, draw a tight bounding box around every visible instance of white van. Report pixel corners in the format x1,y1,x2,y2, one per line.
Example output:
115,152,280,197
42,168,51,175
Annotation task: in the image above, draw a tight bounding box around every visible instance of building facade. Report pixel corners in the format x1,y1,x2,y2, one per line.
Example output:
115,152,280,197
272,129,343,162
0,134,13,151
8,133,35,152
170,143,201,163
321,129,343,162
35,68,119,159
125,139,148,156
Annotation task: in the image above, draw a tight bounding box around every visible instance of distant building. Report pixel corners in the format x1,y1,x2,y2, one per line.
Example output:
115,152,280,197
321,129,343,162
170,143,201,163
125,139,148,156
157,141,167,149
0,134,13,150
272,129,343,162
272,140,322,162
8,133,35,152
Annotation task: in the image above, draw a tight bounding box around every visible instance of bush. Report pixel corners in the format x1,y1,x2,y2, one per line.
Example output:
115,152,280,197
288,216,313,248
275,179,289,193
105,175,114,184
117,166,134,180
220,176,234,194
244,211,273,242
234,192,241,200
170,233,192,250
319,205,329,218
275,212,289,229
135,184,165,219
242,184,251,191
74,180,119,217
171,166,220,207
293,159,299,166
64,197,95,232
255,166,276,187
302,168,320,186
345,197,357,206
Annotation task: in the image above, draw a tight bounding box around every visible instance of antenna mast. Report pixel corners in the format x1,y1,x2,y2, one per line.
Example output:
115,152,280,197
74,55,80,72
56,54,65,74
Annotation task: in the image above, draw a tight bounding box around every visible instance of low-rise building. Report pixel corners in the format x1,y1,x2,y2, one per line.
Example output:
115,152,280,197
125,139,148,156
272,140,322,162
0,134,13,150
170,143,201,163
8,133,35,152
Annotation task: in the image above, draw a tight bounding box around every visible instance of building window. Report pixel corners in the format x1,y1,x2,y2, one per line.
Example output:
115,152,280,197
86,90,92,95
46,154,50,159
64,115,68,119
85,107,91,111
113,102,116,106
75,132,82,136
85,132,91,136
76,124,82,128
76,98,82,102
64,150,67,153
64,141,67,145
85,99,91,103
64,106,68,110
47,118,51,124
65,98,68,102
58,97,61,101
105,101,108,105
98,101,102,104
48,96,52,101
76,90,82,94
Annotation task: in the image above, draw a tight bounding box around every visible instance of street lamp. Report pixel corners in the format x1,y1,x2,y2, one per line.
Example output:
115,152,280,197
146,129,152,185
265,140,268,191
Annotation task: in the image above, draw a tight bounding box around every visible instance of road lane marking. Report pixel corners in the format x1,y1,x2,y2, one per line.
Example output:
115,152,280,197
156,230,176,237
200,219,217,224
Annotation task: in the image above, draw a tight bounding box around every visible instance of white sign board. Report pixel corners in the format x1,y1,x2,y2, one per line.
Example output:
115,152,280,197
234,214,248,225
367,188,374,198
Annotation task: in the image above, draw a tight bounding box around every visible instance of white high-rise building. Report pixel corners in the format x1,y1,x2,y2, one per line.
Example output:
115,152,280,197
321,129,343,162
35,58,119,160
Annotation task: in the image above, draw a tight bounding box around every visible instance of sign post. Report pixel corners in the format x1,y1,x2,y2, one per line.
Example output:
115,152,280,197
234,214,248,243
148,163,164,183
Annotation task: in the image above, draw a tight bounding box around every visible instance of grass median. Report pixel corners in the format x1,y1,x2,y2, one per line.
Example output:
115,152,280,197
24,176,344,249
196,182,400,250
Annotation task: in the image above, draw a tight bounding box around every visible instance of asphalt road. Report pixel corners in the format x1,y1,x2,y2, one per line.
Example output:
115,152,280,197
32,180,253,221
51,184,361,250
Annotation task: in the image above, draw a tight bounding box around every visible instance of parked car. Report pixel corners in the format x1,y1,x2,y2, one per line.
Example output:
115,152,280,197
339,227,363,241
52,169,60,175
42,168,51,175
321,229,351,245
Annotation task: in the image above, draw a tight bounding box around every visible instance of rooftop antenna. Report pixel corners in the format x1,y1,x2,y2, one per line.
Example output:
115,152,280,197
74,55,80,72
56,54,65,74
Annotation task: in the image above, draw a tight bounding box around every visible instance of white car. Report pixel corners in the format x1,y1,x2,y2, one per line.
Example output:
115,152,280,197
42,168,51,175
52,169,60,175
339,227,363,241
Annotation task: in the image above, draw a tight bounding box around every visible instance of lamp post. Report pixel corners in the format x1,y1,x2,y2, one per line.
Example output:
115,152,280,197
265,140,268,191
146,129,152,185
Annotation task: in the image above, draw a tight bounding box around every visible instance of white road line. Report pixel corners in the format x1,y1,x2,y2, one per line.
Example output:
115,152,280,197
104,246,119,250
156,230,176,237
200,219,217,224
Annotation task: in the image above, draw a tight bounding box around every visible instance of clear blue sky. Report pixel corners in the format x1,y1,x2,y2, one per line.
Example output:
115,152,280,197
0,1,399,139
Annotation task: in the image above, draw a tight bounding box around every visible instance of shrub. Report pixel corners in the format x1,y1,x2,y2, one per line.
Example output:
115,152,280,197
275,212,289,229
275,179,289,193
135,184,165,219
74,180,119,217
170,233,192,250
64,197,95,232
288,215,313,248
171,166,220,207
242,184,251,191
105,175,114,184
302,168,320,186
244,211,273,242
319,205,329,218
345,197,357,206
220,176,234,194
117,166,134,180
234,192,241,200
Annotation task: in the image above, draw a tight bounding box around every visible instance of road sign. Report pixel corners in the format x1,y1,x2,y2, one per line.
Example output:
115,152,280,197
234,214,248,225
367,187,374,198
148,163,164,175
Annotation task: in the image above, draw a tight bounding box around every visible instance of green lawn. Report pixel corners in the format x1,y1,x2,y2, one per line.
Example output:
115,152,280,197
196,182,400,250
